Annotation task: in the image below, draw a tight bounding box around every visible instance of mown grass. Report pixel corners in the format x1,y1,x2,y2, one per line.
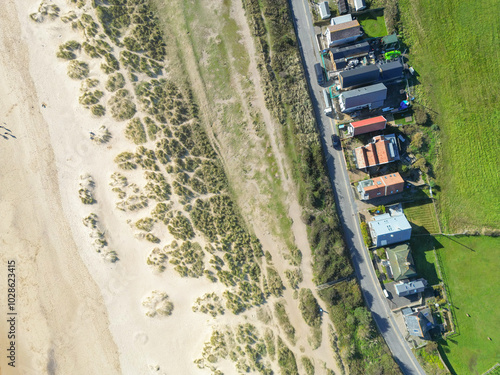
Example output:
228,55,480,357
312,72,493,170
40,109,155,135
409,236,441,285
358,11,388,38
433,235,500,375
403,199,440,234
399,0,500,232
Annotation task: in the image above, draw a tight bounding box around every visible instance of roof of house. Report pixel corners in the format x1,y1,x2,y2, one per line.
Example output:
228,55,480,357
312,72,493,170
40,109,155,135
326,21,362,42
382,33,399,45
330,41,370,60
340,83,387,110
405,308,435,338
385,242,417,281
362,172,404,193
354,0,366,10
337,0,348,14
319,1,331,18
395,279,427,295
339,64,380,88
331,14,352,25
350,115,387,134
379,60,404,80
354,134,399,169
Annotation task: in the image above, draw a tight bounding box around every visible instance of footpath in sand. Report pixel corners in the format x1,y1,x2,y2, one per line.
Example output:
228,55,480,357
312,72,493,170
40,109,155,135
0,0,120,373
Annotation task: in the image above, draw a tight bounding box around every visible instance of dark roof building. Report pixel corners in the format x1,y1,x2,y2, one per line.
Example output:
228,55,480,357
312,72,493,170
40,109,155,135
379,60,404,81
385,242,417,280
337,0,348,14
339,64,380,89
330,42,370,60
339,83,387,112
403,307,436,339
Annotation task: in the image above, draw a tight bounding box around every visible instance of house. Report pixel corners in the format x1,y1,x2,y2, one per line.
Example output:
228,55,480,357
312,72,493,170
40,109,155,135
403,307,435,339
339,83,387,112
354,0,366,11
324,20,363,47
384,241,416,278
339,64,380,89
329,41,370,70
382,33,399,51
337,0,348,14
379,60,404,81
347,115,387,137
395,278,427,297
330,14,352,25
353,133,400,169
319,1,331,20
369,204,412,248
357,172,404,200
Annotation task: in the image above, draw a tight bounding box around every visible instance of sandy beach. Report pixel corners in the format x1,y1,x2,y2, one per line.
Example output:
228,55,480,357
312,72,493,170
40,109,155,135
0,0,342,373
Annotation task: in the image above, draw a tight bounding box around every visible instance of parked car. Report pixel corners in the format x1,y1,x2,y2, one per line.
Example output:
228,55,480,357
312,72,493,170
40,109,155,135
314,63,324,85
331,134,340,147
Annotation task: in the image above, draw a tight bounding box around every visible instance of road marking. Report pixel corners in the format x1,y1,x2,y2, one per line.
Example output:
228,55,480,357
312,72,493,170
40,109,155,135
301,0,312,30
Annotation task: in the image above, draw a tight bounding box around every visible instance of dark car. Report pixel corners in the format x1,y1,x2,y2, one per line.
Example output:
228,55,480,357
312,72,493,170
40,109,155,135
331,134,340,148
314,63,324,85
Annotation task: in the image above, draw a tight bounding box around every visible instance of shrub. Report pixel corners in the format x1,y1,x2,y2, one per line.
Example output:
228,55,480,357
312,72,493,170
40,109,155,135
142,290,173,317
91,104,106,117
267,267,284,297
301,356,314,375
125,118,147,144
276,336,298,375
108,89,136,121
298,288,321,327
79,90,104,107
360,222,373,247
274,301,295,344
67,60,89,79
168,213,195,240
105,72,126,92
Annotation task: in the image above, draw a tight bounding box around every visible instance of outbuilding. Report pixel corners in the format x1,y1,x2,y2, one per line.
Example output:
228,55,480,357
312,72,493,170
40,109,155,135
354,0,366,11
318,1,331,20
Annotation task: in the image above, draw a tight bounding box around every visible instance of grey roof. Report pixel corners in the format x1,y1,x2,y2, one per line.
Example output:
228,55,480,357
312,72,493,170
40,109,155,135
382,33,399,45
319,1,331,19
385,243,417,281
330,42,370,60
331,14,352,25
337,0,348,14
354,0,366,11
405,308,435,338
395,279,427,296
340,83,387,110
339,65,380,89
402,307,413,316
379,60,404,81
371,212,411,236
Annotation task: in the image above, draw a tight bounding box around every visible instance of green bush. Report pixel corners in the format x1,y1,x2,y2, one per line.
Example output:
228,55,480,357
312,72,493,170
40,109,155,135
67,60,89,79
301,356,314,375
276,336,298,375
167,213,195,240
91,104,106,117
274,301,295,344
125,118,147,144
79,90,104,107
105,72,126,92
108,89,136,121
360,222,373,247
298,288,321,328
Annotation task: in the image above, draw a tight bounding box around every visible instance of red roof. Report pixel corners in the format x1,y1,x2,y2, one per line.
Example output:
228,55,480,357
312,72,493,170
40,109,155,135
350,116,387,136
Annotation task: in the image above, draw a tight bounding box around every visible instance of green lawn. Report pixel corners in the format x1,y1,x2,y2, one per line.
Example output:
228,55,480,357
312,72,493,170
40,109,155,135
410,236,441,285
358,11,388,38
404,199,440,234
399,0,500,231
433,235,500,374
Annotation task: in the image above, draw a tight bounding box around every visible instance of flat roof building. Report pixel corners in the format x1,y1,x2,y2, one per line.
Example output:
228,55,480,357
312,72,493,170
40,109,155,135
319,1,331,20
369,204,412,248
330,14,352,25
339,83,387,112
357,172,404,200
395,279,427,297
339,64,380,89
379,60,404,81
347,115,387,136
353,133,400,169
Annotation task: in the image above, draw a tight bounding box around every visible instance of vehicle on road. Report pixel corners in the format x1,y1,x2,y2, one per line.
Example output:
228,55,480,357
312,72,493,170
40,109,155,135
331,134,340,148
323,89,332,115
314,63,324,85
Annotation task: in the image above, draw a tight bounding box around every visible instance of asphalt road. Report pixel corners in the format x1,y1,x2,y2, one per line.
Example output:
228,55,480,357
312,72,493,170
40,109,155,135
287,1,426,374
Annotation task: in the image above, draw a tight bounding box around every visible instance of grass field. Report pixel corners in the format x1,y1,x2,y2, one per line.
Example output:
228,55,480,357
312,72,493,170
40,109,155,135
435,235,500,374
399,0,500,232
358,10,388,38
404,199,440,234
410,236,441,285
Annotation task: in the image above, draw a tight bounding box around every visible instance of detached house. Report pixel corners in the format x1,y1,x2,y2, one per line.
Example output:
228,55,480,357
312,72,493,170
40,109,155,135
324,20,363,47
403,307,436,339
369,204,412,248
353,134,400,170
347,115,387,137
385,242,417,280
339,83,387,113
357,172,404,200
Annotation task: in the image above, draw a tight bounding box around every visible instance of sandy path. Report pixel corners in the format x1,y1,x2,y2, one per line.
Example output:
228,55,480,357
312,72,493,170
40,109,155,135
0,1,121,373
